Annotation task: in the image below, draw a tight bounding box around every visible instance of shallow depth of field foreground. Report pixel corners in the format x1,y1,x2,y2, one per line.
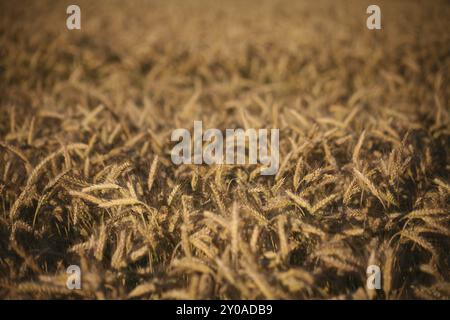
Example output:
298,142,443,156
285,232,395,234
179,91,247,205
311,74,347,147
0,0,449,299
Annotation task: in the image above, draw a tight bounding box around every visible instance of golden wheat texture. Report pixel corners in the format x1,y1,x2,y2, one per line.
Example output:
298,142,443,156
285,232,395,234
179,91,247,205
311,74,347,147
0,0,449,299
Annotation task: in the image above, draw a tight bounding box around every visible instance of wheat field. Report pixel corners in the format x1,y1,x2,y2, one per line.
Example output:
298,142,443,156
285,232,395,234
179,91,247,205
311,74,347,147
0,0,449,299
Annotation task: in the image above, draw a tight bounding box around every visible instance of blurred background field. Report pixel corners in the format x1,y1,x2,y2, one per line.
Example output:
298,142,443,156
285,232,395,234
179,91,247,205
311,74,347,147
0,0,449,299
